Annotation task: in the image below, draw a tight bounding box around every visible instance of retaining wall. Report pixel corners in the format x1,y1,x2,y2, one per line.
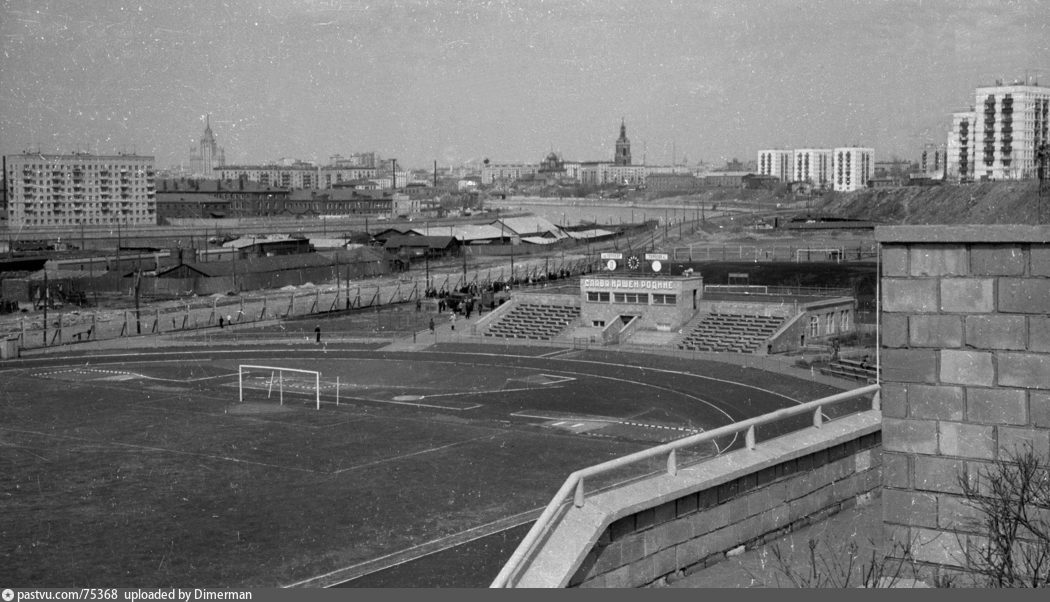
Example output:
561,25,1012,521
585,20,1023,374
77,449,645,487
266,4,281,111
507,410,882,587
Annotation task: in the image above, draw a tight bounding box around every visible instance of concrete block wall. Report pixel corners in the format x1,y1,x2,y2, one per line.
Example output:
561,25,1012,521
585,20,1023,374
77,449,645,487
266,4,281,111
571,432,882,587
876,225,1050,573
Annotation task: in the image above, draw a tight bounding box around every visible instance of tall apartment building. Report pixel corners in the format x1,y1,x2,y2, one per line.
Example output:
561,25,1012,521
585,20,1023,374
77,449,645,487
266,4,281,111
831,147,873,192
3,152,156,228
792,149,833,187
756,149,793,181
920,142,946,179
946,110,976,182
972,81,1050,180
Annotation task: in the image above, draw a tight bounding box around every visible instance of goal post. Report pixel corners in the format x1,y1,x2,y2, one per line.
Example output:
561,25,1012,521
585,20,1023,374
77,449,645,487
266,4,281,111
238,364,321,410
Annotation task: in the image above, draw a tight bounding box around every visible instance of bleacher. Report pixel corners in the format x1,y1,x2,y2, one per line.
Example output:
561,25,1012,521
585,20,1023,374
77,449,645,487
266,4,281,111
676,313,785,354
820,358,879,383
483,303,581,341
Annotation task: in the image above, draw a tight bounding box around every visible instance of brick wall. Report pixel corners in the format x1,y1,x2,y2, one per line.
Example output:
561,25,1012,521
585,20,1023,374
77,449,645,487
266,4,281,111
571,432,882,587
876,225,1050,573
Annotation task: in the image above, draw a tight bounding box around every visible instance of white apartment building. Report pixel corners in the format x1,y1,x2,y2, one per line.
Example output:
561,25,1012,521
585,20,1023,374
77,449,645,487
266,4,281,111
218,164,318,190
946,110,977,182
792,149,833,187
757,149,793,181
972,82,1050,180
319,165,378,188
831,147,874,192
4,152,156,228
481,163,538,185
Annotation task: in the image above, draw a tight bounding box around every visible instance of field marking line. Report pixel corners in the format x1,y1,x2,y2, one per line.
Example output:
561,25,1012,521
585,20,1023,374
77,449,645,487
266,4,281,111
284,507,544,588
410,350,807,406
536,348,571,358
422,385,564,399
329,432,502,475
321,395,482,411
0,426,324,474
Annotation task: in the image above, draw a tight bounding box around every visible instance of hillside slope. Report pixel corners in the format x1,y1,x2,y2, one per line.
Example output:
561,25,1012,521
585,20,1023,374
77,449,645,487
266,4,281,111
806,180,1047,224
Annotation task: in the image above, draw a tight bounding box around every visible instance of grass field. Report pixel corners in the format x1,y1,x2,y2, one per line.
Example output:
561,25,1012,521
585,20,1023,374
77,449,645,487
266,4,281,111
0,344,845,587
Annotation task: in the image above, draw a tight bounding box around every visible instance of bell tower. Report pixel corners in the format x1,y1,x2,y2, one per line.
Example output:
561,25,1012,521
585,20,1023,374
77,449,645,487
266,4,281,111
614,118,632,166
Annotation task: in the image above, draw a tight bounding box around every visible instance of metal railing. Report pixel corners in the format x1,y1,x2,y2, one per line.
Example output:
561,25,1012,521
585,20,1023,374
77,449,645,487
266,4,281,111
490,383,881,588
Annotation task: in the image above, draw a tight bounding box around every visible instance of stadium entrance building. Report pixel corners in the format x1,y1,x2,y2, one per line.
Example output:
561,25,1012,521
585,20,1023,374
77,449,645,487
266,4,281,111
579,275,703,332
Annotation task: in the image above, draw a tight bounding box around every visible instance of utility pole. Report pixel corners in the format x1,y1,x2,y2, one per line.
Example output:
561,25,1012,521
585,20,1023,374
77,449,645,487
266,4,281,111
42,269,48,346
134,269,142,334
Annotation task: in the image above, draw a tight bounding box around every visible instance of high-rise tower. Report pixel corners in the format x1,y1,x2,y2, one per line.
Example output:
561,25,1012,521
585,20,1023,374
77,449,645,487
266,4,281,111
189,115,226,177
614,119,632,166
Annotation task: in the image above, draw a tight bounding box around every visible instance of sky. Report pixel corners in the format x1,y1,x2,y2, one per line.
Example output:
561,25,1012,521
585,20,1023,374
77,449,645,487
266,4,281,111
1,0,1048,170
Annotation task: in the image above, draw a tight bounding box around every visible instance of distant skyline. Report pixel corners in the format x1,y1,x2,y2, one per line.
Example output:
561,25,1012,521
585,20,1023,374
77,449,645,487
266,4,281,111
1,0,1048,170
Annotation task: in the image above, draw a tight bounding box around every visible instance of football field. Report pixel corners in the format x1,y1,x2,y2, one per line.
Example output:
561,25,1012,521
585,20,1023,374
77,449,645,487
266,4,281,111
0,343,844,587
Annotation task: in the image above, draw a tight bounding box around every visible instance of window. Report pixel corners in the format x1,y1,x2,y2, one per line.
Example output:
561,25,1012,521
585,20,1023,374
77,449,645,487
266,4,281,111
826,313,835,334
652,294,677,305
809,316,819,337
840,311,850,332
592,320,605,327
614,292,648,304
586,291,609,302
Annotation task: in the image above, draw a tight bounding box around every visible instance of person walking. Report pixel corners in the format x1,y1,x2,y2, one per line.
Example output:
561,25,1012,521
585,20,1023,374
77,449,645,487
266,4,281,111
429,317,435,333
315,325,321,344
449,311,456,331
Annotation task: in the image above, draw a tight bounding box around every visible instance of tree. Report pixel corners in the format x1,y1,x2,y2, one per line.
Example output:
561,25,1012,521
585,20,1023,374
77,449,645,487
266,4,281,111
956,443,1050,587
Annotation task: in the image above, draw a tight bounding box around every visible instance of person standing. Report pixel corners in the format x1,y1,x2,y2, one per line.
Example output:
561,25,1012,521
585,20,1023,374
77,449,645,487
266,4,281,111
315,325,321,344
429,318,435,333
449,311,456,331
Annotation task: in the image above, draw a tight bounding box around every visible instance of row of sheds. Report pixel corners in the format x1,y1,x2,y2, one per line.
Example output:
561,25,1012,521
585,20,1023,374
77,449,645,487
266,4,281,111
374,216,616,257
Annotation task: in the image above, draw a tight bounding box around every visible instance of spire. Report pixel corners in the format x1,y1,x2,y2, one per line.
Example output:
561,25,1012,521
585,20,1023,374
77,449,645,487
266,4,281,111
204,114,213,135
620,118,626,139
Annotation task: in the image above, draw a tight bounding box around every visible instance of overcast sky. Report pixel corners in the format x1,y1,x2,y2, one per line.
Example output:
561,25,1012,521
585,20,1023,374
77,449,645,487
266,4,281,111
1,0,1048,170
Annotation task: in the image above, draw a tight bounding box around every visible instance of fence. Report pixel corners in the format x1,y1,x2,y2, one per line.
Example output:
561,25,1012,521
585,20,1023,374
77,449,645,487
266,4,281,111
669,242,878,263
2,255,601,352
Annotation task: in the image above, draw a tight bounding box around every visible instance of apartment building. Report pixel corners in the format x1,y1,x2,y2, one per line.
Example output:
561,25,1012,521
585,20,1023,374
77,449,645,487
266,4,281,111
218,163,319,190
756,149,793,181
792,148,833,187
972,81,1050,180
920,142,946,179
831,147,874,192
946,110,976,182
3,152,156,228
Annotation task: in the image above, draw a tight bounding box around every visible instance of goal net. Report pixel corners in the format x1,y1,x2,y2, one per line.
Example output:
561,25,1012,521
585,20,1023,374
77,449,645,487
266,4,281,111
238,364,321,410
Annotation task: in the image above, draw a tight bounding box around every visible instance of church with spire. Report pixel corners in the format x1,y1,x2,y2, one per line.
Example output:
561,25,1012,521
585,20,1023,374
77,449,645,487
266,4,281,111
188,115,226,177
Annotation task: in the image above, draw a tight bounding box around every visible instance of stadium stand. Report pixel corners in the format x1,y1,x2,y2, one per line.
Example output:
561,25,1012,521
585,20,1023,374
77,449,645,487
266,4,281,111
675,312,785,354
483,303,581,340
820,357,878,383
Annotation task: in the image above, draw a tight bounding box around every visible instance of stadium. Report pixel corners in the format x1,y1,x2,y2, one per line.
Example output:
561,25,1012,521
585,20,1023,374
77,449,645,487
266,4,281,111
1,250,874,587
